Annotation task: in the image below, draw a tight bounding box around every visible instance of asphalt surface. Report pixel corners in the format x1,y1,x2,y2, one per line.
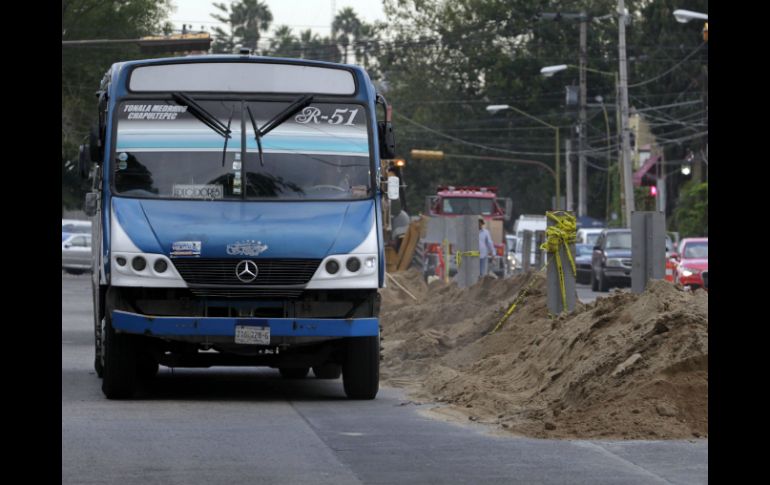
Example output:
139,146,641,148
62,272,706,484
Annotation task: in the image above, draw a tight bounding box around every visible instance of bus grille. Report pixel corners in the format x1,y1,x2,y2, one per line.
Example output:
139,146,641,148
172,258,321,286
189,288,304,299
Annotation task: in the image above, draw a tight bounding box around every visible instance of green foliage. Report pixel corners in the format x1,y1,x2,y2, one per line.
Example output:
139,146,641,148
62,0,172,210
211,0,273,54
375,0,706,227
672,181,707,237
634,186,656,212
333,7,362,64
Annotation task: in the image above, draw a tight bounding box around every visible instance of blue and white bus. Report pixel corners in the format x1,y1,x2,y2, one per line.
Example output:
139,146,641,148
80,55,398,400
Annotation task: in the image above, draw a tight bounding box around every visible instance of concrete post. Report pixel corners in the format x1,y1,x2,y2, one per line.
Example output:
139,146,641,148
534,230,546,269
546,211,576,315
631,211,666,293
521,230,532,272
454,215,479,288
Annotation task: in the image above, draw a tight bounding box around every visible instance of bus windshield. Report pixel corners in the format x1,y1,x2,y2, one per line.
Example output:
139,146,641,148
113,99,372,200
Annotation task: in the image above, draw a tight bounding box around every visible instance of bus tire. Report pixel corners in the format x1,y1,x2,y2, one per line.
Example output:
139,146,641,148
343,336,379,400
101,311,137,399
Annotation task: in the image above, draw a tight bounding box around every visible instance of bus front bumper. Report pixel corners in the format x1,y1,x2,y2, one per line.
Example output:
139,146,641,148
111,310,379,340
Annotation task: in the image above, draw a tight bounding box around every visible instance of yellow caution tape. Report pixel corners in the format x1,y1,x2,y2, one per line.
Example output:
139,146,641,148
540,211,577,312
455,250,480,268
490,265,546,334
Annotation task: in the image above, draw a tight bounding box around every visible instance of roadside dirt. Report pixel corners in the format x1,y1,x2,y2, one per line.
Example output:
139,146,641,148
380,269,708,440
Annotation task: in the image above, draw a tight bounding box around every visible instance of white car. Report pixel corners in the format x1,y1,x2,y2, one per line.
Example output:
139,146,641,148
62,234,92,274
577,228,604,246
62,219,91,242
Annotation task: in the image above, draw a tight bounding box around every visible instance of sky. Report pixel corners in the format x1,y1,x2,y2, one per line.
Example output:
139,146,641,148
168,0,387,38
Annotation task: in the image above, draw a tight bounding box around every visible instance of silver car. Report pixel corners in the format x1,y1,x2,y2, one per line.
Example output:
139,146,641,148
62,234,92,274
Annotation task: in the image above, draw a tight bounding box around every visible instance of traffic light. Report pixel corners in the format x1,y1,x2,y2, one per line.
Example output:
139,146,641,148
410,149,444,160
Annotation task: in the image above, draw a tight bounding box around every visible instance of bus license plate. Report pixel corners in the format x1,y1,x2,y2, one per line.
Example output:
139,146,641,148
235,325,270,345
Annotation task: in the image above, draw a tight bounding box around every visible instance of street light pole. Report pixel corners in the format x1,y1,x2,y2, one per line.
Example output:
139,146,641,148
578,12,588,218
486,104,561,209
541,64,618,221
617,0,635,226
673,8,708,184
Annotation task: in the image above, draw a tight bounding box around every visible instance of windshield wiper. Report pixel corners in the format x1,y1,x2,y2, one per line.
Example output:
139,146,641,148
221,106,234,166
246,106,264,167
259,94,314,136
246,95,315,167
172,92,231,138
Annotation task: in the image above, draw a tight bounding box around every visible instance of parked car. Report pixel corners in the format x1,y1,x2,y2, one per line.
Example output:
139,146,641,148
62,234,92,274
577,228,604,247
62,219,91,242
574,243,594,284
591,229,632,292
673,237,708,290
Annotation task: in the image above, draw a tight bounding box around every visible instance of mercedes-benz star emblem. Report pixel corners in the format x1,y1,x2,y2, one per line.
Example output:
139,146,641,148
235,260,258,283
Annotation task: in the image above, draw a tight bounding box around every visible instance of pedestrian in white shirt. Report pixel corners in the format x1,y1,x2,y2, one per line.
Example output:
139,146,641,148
478,217,495,279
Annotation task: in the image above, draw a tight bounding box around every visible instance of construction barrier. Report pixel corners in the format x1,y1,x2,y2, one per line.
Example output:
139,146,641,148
665,257,676,283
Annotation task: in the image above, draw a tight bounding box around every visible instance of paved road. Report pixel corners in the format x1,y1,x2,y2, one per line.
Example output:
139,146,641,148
63,273,706,484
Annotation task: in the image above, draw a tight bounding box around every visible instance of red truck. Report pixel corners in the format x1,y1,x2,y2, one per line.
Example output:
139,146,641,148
421,186,511,279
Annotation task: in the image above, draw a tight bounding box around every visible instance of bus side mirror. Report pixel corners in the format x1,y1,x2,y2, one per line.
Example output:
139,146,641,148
387,176,400,200
84,192,98,217
378,121,396,159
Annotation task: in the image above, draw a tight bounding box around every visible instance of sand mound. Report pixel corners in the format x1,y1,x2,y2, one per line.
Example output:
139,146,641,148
381,269,708,440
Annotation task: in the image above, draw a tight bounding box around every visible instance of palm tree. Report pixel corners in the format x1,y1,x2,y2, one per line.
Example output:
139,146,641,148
269,25,297,57
332,7,361,64
211,0,273,54
354,22,379,69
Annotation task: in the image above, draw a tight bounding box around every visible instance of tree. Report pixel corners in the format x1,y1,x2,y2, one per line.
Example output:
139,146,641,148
292,29,340,63
354,22,382,72
62,0,172,209
269,25,298,57
211,0,273,54
672,181,707,237
333,7,362,63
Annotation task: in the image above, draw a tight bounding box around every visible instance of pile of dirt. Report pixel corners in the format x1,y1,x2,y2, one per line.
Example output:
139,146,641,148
380,269,708,440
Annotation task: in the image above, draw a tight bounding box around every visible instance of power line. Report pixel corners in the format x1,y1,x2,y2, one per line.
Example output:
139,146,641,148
394,111,563,157
628,42,706,88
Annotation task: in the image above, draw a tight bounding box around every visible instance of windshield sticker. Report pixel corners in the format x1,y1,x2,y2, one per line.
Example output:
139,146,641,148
117,160,128,170
227,240,268,257
172,184,223,200
123,104,188,120
351,185,368,197
171,241,201,257
118,152,128,161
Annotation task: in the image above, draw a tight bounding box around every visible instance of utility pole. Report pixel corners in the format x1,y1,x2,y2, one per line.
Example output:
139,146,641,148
617,0,635,226
566,138,573,211
578,12,588,218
